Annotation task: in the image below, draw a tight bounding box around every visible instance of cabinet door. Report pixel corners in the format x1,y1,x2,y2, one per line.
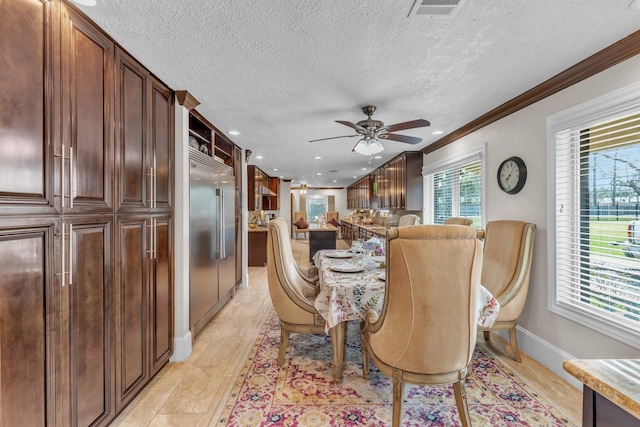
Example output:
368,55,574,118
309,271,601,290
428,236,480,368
68,216,114,427
0,219,58,426
0,0,55,215
114,216,149,411
63,9,114,213
115,47,148,212
150,215,172,375
150,78,173,210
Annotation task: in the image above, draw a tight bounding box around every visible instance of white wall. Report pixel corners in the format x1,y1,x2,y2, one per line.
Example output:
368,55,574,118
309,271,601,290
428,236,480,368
424,55,640,382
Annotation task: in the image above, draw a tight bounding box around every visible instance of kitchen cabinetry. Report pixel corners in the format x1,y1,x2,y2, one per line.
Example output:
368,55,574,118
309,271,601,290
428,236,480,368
247,165,279,211
248,229,268,267
0,1,174,425
189,111,235,168
369,152,423,210
347,176,371,210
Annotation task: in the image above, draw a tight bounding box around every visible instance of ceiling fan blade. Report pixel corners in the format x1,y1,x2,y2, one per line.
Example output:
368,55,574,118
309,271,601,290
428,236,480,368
335,120,367,133
380,133,422,144
383,119,431,133
309,134,359,142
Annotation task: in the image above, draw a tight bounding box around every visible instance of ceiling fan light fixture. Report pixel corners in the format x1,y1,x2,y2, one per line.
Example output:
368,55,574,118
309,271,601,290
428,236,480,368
354,137,384,156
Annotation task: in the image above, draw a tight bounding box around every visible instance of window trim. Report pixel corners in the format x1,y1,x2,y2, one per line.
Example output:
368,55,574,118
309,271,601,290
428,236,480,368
422,144,486,225
547,80,640,349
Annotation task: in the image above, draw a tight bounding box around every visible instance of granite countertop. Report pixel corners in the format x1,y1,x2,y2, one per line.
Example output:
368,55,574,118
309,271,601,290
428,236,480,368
247,226,268,232
563,359,640,419
340,219,391,236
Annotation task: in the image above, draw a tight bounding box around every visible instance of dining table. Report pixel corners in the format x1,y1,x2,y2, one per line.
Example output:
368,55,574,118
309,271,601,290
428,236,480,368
312,248,501,383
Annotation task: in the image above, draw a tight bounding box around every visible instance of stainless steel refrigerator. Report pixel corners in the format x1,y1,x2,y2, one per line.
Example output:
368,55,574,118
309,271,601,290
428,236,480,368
189,150,236,336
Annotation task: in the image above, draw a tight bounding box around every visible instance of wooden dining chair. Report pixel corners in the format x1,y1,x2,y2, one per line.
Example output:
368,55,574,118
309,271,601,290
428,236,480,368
362,224,484,427
292,211,310,239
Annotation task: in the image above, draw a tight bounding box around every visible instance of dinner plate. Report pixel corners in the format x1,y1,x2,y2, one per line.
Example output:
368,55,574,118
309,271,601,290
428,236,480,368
330,263,365,273
325,251,353,258
370,256,385,263
377,272,386,281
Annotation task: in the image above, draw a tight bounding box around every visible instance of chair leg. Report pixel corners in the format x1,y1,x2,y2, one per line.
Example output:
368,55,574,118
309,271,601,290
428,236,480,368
508,327,522,362
362,344,370,379
392,369,404,427
278,326,289,366
483,330,491,341
453,380,472,427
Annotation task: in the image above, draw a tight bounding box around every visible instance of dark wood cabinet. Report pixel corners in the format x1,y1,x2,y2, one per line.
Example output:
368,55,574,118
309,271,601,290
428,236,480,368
0,218,58,427
0,2,174,425
150,215,173,375
248,230,268,266
67,216,114,427
62,8,114,214
0,0,54,216
247,165,279,211
354,152,423,211
115,47,174,213
347,176,371,210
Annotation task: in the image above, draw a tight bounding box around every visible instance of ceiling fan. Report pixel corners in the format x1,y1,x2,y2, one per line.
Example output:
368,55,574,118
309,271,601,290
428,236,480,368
309,105,430,155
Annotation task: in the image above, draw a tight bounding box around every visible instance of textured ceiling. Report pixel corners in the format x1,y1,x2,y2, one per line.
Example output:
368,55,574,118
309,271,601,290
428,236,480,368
75,0,640,188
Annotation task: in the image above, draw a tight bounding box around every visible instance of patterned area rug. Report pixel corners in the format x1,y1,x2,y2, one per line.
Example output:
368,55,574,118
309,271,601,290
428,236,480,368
217,312,577,426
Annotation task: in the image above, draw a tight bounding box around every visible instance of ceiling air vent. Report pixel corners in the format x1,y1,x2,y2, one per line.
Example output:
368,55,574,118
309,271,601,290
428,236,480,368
408,0,467,18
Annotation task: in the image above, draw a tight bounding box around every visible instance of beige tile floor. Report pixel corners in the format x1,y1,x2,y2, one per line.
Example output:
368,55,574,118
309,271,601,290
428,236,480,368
111,238,581,426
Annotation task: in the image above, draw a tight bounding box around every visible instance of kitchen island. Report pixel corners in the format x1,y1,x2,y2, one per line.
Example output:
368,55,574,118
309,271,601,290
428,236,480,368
563,359,640,426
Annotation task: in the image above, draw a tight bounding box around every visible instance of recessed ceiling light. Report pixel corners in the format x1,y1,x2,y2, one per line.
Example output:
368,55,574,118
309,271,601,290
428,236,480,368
314,156,322,160
71,0,97,5
361,168,367,171
332,180,337,183
228,130,240,136
279,176,284,179
353,176,357,179
272,168,278,172
255,155,263,159
374,155,382,159
316,172,322,176
432,130,444,135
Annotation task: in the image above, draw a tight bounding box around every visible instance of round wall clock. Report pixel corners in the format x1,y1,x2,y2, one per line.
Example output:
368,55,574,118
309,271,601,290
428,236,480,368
497,156,527,194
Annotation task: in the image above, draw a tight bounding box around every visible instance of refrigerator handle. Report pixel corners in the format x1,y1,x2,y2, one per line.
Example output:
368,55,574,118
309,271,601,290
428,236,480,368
217,188,225,259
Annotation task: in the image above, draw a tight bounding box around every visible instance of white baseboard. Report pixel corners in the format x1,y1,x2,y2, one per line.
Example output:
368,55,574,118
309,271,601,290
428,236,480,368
494,328,582,390
170,330,192,362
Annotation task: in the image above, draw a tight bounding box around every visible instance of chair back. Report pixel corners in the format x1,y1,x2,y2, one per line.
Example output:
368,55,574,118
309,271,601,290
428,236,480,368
398,214,420,227
267,218,319,325
481,220,536,320
445,217,473,226
326,211,339,222
370,225,483,374
293,211,308,224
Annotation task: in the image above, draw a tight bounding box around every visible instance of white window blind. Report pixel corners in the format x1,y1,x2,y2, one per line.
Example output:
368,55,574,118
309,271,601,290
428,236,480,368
548,83,640,348
423,146,484,227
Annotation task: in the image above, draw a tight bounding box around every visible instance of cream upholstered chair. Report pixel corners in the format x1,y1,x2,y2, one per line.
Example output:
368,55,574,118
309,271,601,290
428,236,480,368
292,211,310,239
445,216,473,226
267,218,324,365
362,225,484,427
397,214,420,227
479,220,536,362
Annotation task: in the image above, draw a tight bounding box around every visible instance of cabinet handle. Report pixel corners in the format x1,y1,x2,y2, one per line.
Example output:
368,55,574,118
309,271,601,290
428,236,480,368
153,167,157,209
153,218,157,259
69,146,73,208
61,222,66,287
68,223,73,285
147,219,154,259
55,145,66,208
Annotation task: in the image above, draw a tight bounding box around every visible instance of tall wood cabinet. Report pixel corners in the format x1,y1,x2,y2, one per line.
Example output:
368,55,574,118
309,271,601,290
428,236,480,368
0,1,173,425
352,152,424,211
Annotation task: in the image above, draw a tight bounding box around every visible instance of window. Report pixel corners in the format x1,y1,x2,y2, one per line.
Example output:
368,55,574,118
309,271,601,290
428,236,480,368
548,82,640,349
307,195,327,221
423,145,485,227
